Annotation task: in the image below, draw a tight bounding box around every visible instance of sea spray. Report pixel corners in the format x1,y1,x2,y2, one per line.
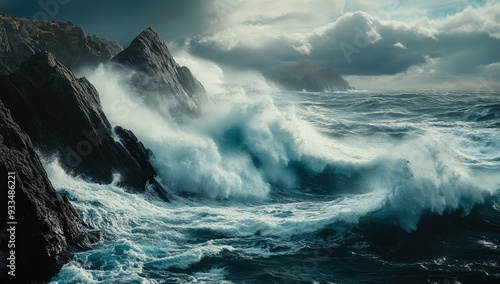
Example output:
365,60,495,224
79,60,500,222
81,63,332,201
56,60,500,282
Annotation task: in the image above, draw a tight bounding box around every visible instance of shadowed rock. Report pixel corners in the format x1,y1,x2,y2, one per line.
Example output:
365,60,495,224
267,60,353,92
0,52,170,201
0,13,122,74
0,100,99,283
112,27,207,116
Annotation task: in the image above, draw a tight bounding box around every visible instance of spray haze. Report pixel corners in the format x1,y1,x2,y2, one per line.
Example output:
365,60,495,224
78,56,499,233
2,2,499,282
80,60,332,201
49,52,500,284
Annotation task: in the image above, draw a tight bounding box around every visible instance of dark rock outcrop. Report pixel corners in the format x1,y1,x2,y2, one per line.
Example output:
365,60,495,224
114,126,171,201
0,100,99,283
112,27,207,116
0,13,122,74
267,61,353,92
0,52,170,201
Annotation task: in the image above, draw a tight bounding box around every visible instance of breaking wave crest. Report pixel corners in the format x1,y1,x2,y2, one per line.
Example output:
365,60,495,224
79,63,500,231
48,61,500,283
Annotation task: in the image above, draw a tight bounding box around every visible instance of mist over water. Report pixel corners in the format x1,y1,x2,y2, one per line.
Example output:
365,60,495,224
81,62,337,202
49,60,500,283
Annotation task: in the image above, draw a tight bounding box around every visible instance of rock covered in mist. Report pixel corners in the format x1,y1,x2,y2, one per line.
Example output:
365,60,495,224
0,100,99,283
267,61,353,92
0,13,122,74
0,52,170,200
112,27,207,116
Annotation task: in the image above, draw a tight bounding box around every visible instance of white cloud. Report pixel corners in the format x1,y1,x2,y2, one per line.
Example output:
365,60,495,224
291,40,313,55
204,0,499,55
429,1,500,38
393,42,407,49
199,25,274,50
206,0,345,52
190,0,500,90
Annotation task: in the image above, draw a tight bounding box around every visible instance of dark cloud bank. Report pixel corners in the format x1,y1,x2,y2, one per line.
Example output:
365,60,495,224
2,0,499,89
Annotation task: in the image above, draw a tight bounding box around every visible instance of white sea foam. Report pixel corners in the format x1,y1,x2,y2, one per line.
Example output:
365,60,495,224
46,160,383,283
49,57,500,282
81,62,337,201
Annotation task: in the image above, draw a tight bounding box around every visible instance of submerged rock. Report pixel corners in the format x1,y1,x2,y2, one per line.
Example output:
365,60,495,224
112,27,207,116
0,52,170,201
0,100,99,283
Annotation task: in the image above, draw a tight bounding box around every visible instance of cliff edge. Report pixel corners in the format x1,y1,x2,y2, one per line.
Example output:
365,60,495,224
112,27,207,116
0,100,99,282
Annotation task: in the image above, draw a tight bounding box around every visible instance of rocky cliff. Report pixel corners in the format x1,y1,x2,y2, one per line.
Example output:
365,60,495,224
0,100,99,283
267,61,353,92
0,52,170,201
112,27,207,116
0,15,209,282
0,13,122,74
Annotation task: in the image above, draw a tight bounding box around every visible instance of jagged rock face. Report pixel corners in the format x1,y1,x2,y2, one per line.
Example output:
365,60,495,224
0,100,99,283
267,61,353,92
112,27,207,116
0,13,122,74
114,126,172,201
0,52,169,200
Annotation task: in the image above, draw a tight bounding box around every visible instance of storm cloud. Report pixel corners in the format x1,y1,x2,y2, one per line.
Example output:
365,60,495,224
190,3,500,77
2,0,499,89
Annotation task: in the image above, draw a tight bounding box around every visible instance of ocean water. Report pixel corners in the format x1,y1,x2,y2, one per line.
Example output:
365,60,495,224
48,68,500,284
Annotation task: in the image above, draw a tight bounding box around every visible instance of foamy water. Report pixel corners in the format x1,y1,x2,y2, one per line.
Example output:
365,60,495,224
48,64,500,283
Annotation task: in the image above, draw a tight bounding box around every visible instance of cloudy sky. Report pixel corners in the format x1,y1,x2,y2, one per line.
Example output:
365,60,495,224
2,0,499,90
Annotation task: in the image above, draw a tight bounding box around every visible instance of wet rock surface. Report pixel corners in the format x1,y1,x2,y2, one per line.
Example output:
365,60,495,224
0,100,99,283
112,27,207,116
0,52,170,200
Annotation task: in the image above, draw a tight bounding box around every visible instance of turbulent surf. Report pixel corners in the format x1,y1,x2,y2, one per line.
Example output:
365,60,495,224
49,63,500,283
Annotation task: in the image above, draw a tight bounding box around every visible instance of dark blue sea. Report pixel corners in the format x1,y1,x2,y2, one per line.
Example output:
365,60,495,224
48,74,500,284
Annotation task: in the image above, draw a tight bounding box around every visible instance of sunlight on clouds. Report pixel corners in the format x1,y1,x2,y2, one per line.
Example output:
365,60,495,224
200,25,274,50
429,1,500,38
393,42,407,49
206,0,344,52
195,0,499,90
223,0,345,28
291,41,313,55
